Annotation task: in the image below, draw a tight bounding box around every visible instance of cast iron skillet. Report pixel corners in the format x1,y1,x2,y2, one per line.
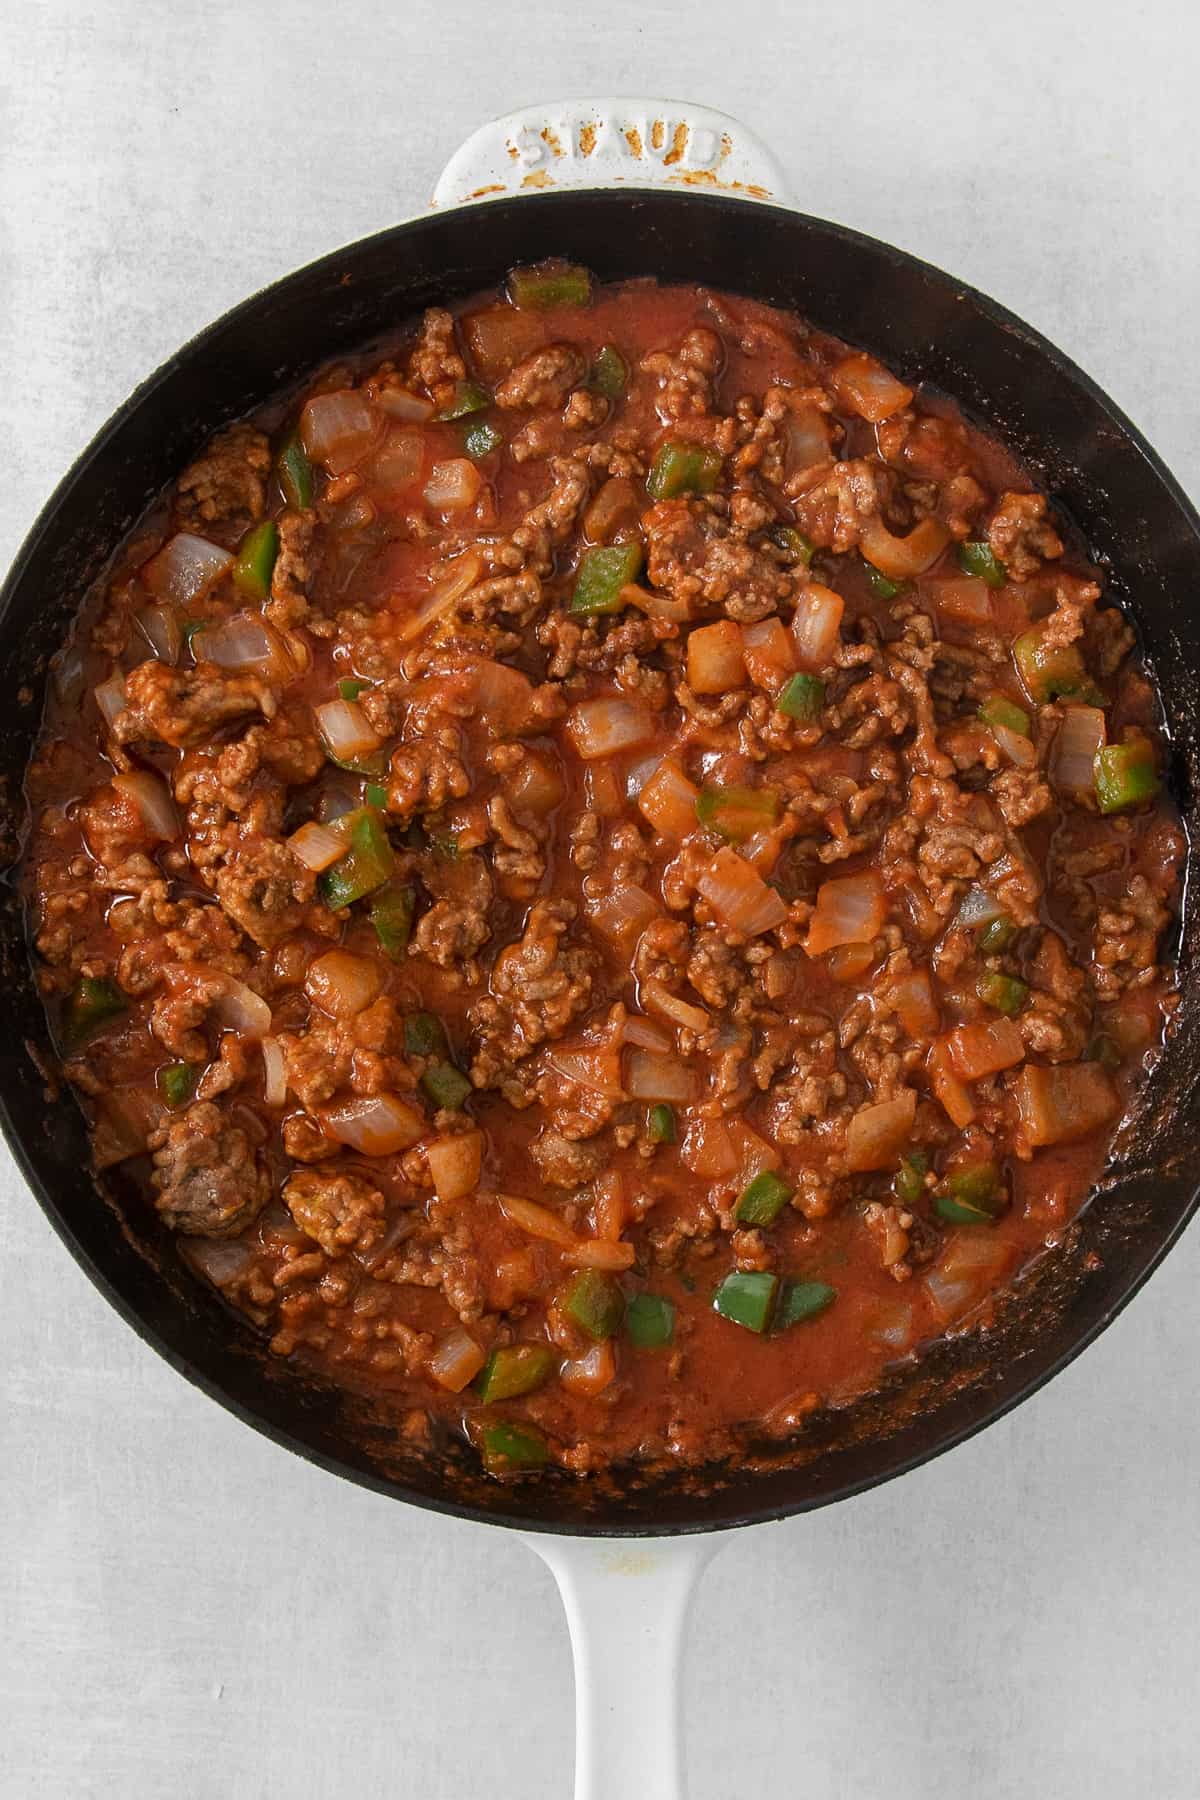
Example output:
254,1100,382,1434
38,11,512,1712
3,186,1199,1537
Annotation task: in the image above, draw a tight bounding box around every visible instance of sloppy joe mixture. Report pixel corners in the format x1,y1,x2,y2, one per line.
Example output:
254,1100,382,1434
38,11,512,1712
26,263,1182,1478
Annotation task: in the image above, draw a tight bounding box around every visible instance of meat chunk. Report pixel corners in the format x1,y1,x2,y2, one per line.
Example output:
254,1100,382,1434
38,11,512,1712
494,343,586,412
987,492,1063,581
386,735,470,820
283,1168,387,1257
528,1127,605,1189
639,328,723,419
406,308,467,411
642,497,793,624
115,659,276,749
789,458,888,554
175,425,271,534
469,899,594,1088
151,1101,269,1237
265,510,316,631
212,835,317,949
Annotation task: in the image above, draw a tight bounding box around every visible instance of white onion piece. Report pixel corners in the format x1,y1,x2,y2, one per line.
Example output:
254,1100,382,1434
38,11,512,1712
378,386,435,422
322,1093,424,1155
583,885,660,947
396,550,483,644
423,458,481,511
196,611,287,673
620,1014,674,1053
845,1090,917,1173
300,389,381,472
565,698,655,760
113,770,180,841
626,1050,698,1104
641,979,710,1034
498,1192,578,1246
428,1326,486,1393
212,977,272,1039
372,429,425,487
791,585,845,670
992,722,1038,768
305,949,384,1020
956,884,1004,927
545,1045,624,1097
136,603,182,665
185,1237,255,1286
1051,704,1107,795
314,698,382,763
426,1131,483,1202
697,847,788,937
143,532,234,606
624,753,662,800
784,406,832,473
288,820,348,872
260,1036,287,1107
94,671,127,729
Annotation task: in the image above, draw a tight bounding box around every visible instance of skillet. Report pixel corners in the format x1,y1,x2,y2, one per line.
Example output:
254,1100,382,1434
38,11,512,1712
3,100,1198,1796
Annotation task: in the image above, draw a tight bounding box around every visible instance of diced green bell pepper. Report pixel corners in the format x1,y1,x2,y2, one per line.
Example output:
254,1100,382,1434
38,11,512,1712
364,782,389,810
368,881,414,960
405,1011,449,1058
957,541,1007,587
507,263,592,309
695,784,780,844
277,433,313,510
570,542,644,616
337,677,369,702
422,1061,472,1110
862,560,909,601
318,807,395,910
1084,1032,1121,1071
436,380,490,421
735,1169,792,1227
976,972,1029,1015
713,1270,778,1332
977,915,1018,955
564,1269,624,1341
775,1279,837,1329
232,520,279,600
480,1421,549,1472
1013,625,1102,705
1094,739,1159,814
893,1151,929,1206
645,442,723,501
63,975,126,1049
772,525,814,565
978,694,1031,736
476,1342,555,1402
590,344,628,398
156,1062,199,1108
777,673,825,721
625,1292,676,1349
647,1103,676,1144
933,1162,1004,1225
462,417,503,459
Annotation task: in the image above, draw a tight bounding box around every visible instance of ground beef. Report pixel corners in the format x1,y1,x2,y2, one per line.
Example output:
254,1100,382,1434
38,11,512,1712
642,496,793,623
495,343,586,412
406,308,467,411
175,425,271,533
283,1168,387,1256
469,899,594,1090
115,660,276,749
639,327,722,418
987,491,1064,580
528,1127,605,1188
151,1101,270,1236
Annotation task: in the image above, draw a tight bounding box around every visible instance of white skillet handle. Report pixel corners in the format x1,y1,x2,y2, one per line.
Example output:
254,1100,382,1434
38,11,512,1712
432,98,791,209
524,1532,718,1800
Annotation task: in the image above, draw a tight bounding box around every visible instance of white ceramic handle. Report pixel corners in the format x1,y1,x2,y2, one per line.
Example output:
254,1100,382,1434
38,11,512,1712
433,98,791,209
524,1532,718,1800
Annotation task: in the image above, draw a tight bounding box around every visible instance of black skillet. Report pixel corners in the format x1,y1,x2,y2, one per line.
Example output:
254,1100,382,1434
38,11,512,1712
2,100,1198,1799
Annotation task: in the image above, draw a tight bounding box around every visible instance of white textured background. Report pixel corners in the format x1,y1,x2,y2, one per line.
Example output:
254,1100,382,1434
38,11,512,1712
3,2,1199,1795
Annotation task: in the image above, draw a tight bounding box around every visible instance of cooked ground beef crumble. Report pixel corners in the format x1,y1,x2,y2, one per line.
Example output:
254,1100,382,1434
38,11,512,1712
26,263,1182,1479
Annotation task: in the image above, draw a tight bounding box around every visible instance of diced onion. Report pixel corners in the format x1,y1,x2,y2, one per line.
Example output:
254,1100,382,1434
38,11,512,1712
730,1121,780,1182
427,1130,483,1202
625,1050,699,1104
784,406,833,473
831,353,914,423
698,846,789,937
687,620,745,695
1051,705,1107,796
113,770,180,842
545,1044,624,1097
94,672,127,729
185,1238,255,1286
620,1014,674,1053
143,532,234,606
925,1234,1014,1321
566,1239,636,1271
679,1117,738,1178
261,1036,287,1107
1012,1063,1118,1147
565,697,655,760
378,386,435,422
136,603,182,665
314,698,382,763
943,1017,1026,1082
322,1093,425,1155
212,976,273,1040
395,550,483,644
805,871,886,956
305,949,384,1020
428,1326,486,1393
993,723,1038,769
300,389,382,473
499,1192,578,1246
642,979,710,1035
467,659,535,734
423,458,482,511
929,576,992,625
845,1089,917,1173
288,819,349,872
928,1043,976,1128
956,884,1004,928
791,584,845,670
637,759,700,839
859,516,950,581
584,885,661,948
197,611,289,674
372,429,426,488
741,617,796,689
889,970,940,1038
866,1299,916,1351
505,752,564,817
560,1341,616,1397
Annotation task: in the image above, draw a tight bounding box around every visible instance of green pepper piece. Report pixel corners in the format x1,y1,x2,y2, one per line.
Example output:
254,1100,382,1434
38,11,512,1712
422,1061,472,1110
647,1103,676,1145
977,972,1029,1015
405,1012,449,1058
695,784,780,845
476,1342,555,1402
776,673,825,721
978,694,1031,736
62,975,127,1049
977,915,1018,955
863,560,909,601
957,541,1007,587
318,806,395,910
625,1293,676,1349
933,1162,1004,1225
894,1151,929,1206
462,418,503,459
369,882,415,961
735,1169,792,1227
364,782,389,811
1013,626,1103,705
645,442,724,501
337,677,369,702
589,344,627,398
772,525,814,565
775,1279,837,1329
1094,740,1159,814
564,1269,624,1342
156,1062,199,1108
713,1270,779,1333
277,433,313,510
232,520,279,601
480,1421,549,1473
436,380,491,421
570,542,644,616
1084,1032,1122,1071
507,262,592,309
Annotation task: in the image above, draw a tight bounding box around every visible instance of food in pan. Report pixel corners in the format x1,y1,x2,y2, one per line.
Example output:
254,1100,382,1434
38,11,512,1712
26,262,1182,1477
